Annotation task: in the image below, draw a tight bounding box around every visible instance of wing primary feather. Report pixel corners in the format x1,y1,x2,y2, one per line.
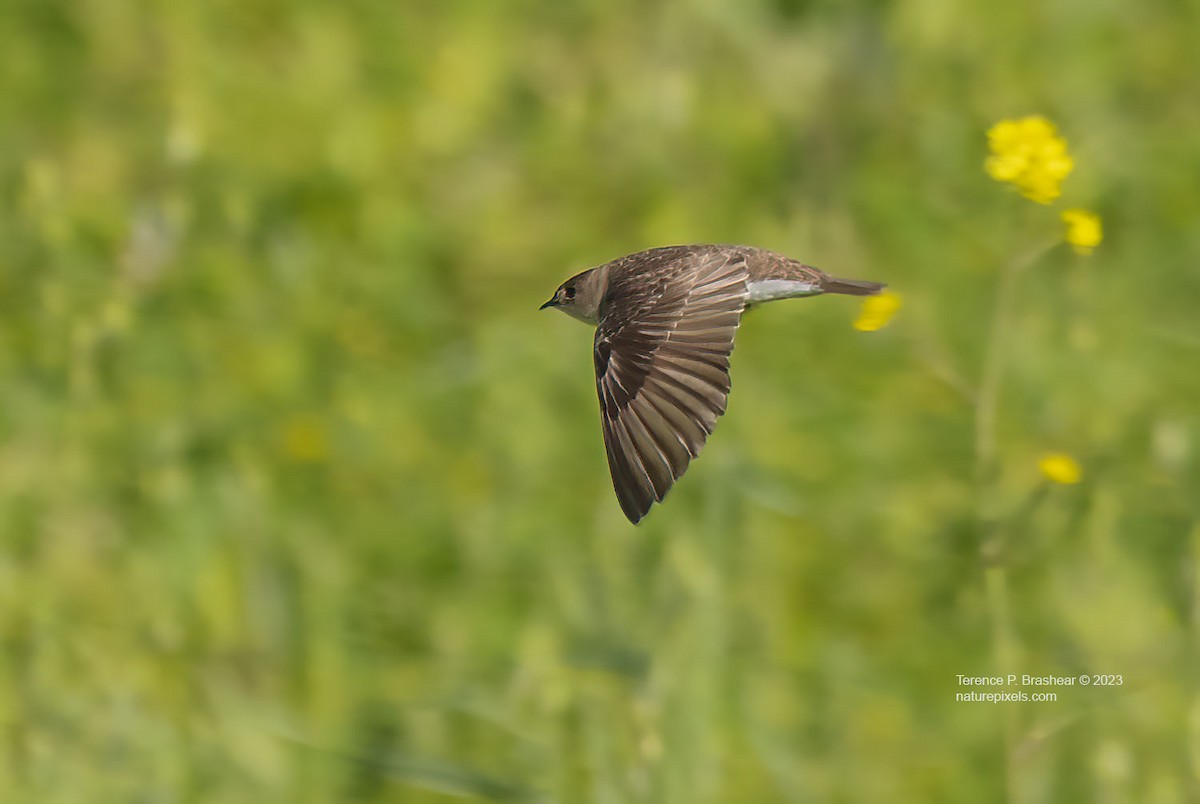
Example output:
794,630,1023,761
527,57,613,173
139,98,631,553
619,405,676,498
602,418,653,523
626,402,690,481
639,388,707,456
608,414,657,508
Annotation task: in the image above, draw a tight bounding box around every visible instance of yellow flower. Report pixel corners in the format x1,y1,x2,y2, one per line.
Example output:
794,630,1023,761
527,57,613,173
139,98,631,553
853,290,902,332
1061,208,1102,255
984,116,1074,204
1038,453,1082,485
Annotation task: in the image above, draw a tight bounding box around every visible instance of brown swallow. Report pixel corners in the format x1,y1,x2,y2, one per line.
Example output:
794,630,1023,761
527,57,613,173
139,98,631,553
541,244,885,524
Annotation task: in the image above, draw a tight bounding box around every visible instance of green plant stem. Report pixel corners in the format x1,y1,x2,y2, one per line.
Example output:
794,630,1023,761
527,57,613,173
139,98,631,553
974,238,1057,803
976,240,1057,476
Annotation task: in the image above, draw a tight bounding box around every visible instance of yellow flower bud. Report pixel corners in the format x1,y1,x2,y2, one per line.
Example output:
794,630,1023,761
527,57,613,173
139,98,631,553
1038,453,1082,485
1061,209,1103,255
853,290,902,332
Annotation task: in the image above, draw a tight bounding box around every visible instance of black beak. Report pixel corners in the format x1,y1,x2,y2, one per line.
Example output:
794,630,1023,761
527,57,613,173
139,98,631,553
539,297,558,310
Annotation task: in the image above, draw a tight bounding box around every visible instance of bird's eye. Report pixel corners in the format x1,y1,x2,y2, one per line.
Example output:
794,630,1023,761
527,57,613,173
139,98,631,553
564,286,576,300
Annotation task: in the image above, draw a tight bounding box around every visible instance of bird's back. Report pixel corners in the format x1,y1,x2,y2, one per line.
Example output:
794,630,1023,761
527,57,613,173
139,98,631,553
606,244,827,287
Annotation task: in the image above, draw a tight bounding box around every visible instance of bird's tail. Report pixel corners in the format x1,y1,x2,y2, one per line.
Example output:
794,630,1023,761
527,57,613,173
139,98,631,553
821,276,886,296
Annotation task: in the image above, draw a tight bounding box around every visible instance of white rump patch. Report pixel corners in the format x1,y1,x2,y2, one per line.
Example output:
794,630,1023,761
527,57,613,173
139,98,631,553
746,279,821,303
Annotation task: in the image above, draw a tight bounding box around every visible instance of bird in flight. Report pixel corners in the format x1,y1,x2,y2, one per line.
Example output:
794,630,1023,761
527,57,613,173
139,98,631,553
541,244,885,524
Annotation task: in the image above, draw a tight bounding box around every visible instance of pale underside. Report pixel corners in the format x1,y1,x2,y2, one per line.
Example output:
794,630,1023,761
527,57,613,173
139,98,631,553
745,278,821,304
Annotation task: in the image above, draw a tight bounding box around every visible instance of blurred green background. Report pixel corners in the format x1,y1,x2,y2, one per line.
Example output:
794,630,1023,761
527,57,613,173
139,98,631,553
3,0,1199,801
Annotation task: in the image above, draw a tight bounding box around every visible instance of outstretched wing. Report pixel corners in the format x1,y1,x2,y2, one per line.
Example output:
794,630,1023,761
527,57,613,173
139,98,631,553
593,248,749,523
